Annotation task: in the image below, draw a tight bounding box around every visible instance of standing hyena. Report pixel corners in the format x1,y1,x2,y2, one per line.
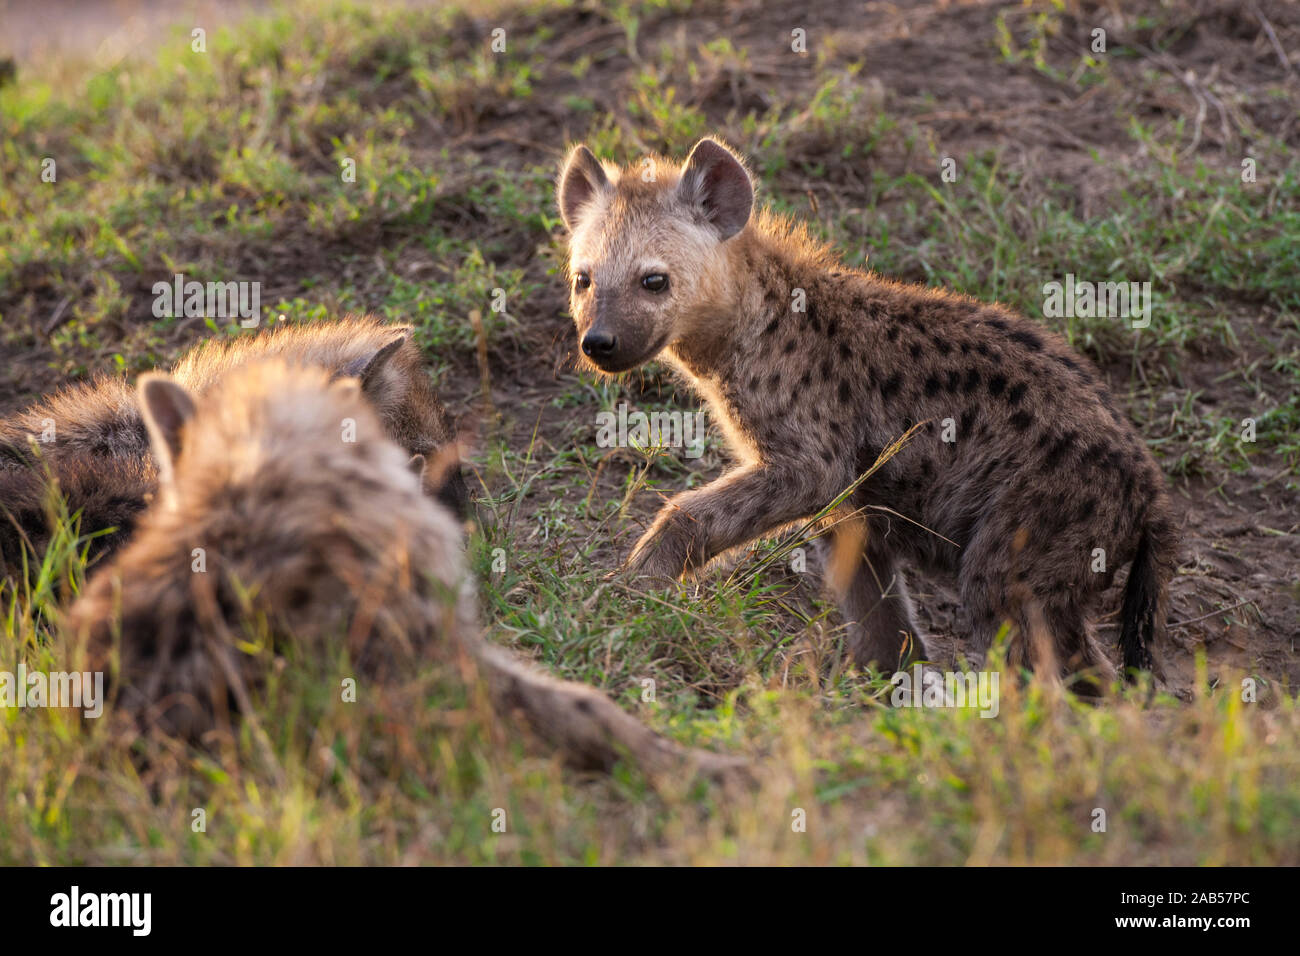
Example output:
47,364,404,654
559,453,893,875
0,317,468,579
62,359,740,779
556,137,1178,684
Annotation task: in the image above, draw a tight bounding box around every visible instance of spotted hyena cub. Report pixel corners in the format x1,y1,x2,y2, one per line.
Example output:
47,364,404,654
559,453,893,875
556,137,1178,683
0,317,468,579
62,359,740,779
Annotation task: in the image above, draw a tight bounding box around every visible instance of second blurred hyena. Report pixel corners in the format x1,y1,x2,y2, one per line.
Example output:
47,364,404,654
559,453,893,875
0,317,468,578
63,360,740,779
555,137,1178,685
63,360,470,740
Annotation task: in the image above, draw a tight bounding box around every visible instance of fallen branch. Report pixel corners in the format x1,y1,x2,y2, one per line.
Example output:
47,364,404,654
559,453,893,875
1166,600,1257,631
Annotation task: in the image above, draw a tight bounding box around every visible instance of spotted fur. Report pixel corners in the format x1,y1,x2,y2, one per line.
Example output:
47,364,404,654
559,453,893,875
557,137,1178,684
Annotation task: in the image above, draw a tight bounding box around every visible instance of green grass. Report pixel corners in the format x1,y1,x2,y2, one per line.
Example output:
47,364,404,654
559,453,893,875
1,0,1297,864
2,464,1297,865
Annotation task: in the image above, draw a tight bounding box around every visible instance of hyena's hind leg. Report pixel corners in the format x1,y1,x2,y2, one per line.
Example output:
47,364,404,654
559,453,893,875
818,524,929,671
956,526,1048,675
959,576,1117,695
954,523,1013,669
1040,602,1117,696
957,511,1066,676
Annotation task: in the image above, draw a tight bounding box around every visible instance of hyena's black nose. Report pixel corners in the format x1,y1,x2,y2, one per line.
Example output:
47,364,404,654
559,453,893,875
582,329,617,359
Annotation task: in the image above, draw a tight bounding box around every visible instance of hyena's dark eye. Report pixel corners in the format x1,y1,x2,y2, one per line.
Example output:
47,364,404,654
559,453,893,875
641,273,669,293
574,272,591,291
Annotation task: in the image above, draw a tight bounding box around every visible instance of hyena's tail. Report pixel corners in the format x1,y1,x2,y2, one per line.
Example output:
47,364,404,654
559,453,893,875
1117,519,1176,678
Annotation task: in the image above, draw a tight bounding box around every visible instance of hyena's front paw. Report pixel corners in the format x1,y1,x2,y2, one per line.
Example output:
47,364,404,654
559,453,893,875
622,541,686,588
623,515,699,587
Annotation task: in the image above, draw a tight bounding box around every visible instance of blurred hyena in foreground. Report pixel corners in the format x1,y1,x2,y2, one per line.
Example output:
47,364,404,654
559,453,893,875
0,317,469,581
557,137,1178,688
63,360,739,779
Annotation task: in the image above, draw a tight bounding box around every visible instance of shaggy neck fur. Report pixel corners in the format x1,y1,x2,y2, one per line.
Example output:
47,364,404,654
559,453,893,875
665,211,839,384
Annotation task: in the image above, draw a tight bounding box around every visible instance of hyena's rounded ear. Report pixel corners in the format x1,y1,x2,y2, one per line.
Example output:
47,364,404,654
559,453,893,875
677,137,753,240
138,373,196,483
335,330,410,389
557,144,611,231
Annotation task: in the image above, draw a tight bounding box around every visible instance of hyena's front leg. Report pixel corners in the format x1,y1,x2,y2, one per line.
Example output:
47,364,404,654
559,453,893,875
625,464,839,583
828,526,929,671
